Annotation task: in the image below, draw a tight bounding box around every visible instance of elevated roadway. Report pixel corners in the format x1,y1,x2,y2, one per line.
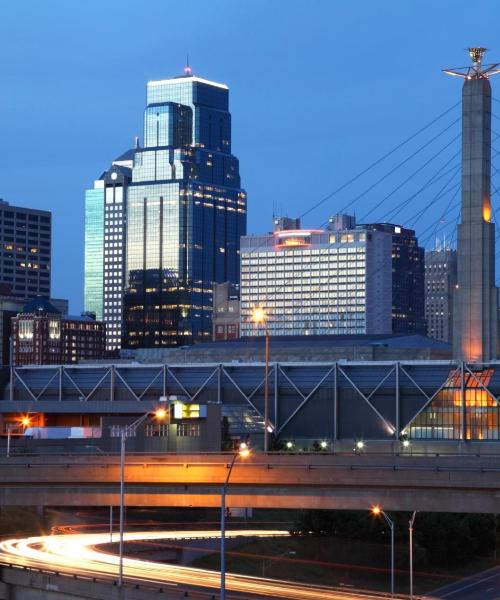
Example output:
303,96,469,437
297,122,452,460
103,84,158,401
0,452,499,512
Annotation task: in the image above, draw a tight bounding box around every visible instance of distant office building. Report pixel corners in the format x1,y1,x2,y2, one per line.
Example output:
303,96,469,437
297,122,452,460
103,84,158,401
363,222,425,334
213,282,240,341
425,245,457,343
122,68,246,349
0,199,51,298
0,290,68,366
12,297,105,366
84,150,133,352
240,216,392,337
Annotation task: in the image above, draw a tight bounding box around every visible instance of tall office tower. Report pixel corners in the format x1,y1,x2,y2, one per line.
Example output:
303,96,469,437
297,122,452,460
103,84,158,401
445,49,499,362
240,216,392,337
122,68,246,348
425,244,457,343
0,200,51,298
84,150,133,352
363,223,425,334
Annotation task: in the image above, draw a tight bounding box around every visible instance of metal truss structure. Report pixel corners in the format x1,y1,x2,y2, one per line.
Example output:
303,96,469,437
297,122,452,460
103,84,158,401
3,360,500,441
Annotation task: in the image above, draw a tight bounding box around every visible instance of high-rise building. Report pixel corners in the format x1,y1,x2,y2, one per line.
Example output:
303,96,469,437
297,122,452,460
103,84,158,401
363,222,425,334
445,48,498,362
240,216,392,337
424,245,457,343
0,200,51,298
84,150,133,351
122,69,246,348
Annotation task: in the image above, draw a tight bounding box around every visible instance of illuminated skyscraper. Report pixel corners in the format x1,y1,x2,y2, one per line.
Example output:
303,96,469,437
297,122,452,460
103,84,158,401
84,150,133,351
123,68,247,348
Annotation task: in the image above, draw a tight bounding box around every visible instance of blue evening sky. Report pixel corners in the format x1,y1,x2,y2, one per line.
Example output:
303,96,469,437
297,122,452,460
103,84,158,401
1,0,500,312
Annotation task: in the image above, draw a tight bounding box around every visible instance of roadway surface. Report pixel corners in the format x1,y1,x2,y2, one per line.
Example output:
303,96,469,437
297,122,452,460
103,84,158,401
430,565,500,599
0,529,408,600
0,452,500,512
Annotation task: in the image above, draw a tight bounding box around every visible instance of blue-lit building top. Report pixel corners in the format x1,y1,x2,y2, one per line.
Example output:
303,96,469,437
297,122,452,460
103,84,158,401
124,70,247,349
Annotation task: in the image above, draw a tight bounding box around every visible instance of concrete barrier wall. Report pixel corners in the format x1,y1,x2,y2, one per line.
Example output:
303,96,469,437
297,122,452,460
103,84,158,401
0,565,215,600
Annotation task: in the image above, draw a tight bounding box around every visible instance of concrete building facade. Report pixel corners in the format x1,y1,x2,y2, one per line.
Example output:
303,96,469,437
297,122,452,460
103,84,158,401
446,49,499,362
0,199,51,299
240,217,392,337
425,245,457,343
212,282,240,341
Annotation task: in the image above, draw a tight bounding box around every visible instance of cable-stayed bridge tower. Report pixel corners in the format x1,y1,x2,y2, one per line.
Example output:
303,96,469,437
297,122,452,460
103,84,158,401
444,48,500,362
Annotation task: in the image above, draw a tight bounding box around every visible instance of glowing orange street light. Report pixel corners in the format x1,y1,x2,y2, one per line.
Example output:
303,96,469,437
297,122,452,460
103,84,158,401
221,442,251,600
238,441,250,459
118,405,168,586
20,416,31,427
371,505,394,597
154,407,167,420
252,307,270,452
252,307,266,324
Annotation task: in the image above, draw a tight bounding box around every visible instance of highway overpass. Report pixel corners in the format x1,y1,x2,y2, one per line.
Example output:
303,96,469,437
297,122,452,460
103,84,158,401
0,452,499,513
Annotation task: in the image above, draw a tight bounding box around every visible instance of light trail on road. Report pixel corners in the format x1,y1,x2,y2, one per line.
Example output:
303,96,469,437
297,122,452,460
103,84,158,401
0,530,405,599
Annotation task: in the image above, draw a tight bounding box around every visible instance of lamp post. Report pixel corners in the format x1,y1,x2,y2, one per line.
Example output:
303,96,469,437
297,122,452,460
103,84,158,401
409,511,417,600
118,406,167,587
220,442,250,600
6,424,11,458
252,307,270,452
7,416,31,458
372,506,395,597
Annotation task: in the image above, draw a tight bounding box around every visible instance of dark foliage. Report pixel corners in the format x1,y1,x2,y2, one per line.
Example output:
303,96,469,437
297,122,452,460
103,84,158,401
292,509,497,567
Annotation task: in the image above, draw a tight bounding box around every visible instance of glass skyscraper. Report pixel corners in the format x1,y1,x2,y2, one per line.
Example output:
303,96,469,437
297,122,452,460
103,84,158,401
84,150,133,351
123,71,246,348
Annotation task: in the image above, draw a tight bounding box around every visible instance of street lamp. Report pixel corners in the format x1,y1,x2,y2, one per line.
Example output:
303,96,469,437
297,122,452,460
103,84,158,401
252,307,270,452
354,440,365,454
220,442,251,600
409,511,417,600
118,406,167,586
372,506,395,597
7,415,32,458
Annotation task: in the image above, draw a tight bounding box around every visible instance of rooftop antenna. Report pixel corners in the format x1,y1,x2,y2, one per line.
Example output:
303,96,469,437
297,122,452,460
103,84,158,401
184,54,193,76
134,136,140,149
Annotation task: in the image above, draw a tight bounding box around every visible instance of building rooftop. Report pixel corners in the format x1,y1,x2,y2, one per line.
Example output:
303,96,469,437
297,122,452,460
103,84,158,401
22,296,60,315
118,333,451,365
190,333,450,350
147,75,228,90
113,148,135,163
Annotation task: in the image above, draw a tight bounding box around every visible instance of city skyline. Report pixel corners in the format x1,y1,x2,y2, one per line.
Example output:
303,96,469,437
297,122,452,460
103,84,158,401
2,0,500,312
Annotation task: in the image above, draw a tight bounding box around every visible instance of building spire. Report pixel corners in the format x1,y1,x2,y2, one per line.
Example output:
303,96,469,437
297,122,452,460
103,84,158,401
443,47,500,79
184,54,193,76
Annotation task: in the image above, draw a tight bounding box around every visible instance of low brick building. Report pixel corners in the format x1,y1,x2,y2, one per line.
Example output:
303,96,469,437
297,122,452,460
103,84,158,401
12,296,105,365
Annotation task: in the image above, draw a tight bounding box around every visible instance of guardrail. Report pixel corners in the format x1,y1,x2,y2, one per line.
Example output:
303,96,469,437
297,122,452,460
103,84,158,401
0,561,239,599
0,560,413,600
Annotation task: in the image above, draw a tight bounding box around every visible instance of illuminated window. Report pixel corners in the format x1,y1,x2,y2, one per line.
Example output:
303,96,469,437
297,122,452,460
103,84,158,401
49,320,61,340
